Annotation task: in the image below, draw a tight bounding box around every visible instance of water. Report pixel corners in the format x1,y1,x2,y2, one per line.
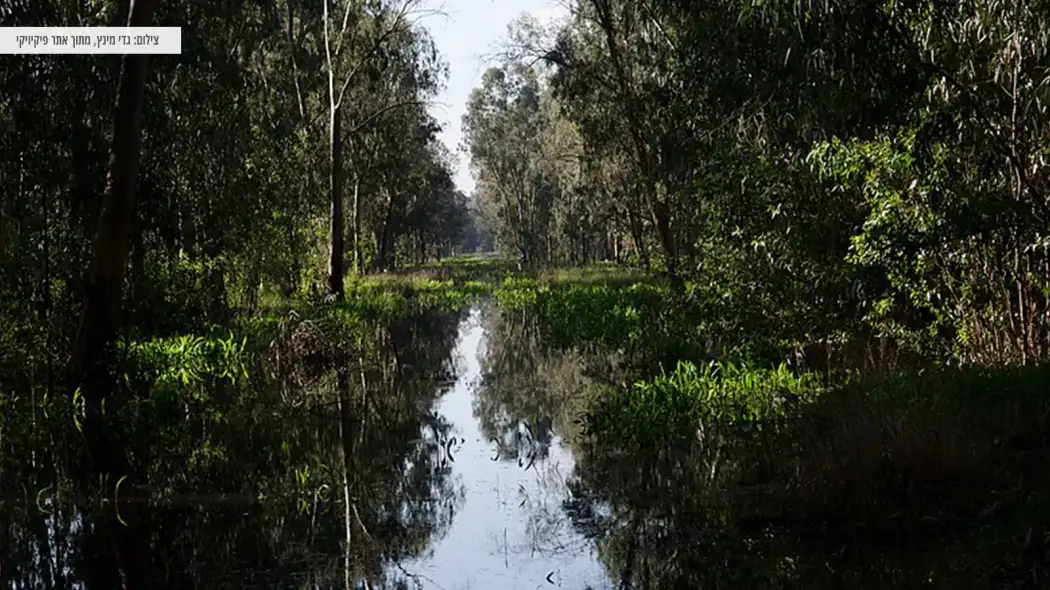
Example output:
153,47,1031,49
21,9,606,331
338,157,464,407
0,302,618,589
396,306,612,589
5,300,1022,588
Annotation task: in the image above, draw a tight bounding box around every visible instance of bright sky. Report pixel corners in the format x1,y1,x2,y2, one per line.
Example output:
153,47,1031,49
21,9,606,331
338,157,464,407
424,0,568,195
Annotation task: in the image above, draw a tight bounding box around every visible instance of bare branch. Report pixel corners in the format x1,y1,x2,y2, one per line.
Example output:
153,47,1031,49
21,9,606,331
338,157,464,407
342,99,430,141
334,0,356,60
335,0,440,109
286,0,306,121
324,0,335,109
638,0,676,54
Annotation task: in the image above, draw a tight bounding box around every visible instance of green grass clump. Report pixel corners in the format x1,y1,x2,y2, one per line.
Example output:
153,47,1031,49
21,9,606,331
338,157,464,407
536,263,653,288
582,360,826,451
578,356,1050,586
495,280,710,368
127,333,251,388
498,276,538,291
493,282,540,310
534,283,669,350
341,260,502,308
398,253,519,284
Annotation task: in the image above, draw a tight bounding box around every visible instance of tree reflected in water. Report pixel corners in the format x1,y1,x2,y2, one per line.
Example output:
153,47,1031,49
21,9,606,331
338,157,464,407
0,306,468,589
471,303,948,588
472,303,602,467
2,300,960,589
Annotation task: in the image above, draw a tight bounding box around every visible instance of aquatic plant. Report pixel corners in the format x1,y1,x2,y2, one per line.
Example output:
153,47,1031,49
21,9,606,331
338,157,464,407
582,360,826,452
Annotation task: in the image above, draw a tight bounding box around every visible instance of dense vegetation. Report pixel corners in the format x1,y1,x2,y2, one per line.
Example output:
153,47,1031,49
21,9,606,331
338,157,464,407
468,0,1050,368
3,0,1050,587
463,1,1050,585
1,0,493,394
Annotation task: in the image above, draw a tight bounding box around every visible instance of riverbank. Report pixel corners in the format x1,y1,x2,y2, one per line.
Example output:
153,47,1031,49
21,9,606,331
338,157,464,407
2,256,1048,587
490,268,1050,588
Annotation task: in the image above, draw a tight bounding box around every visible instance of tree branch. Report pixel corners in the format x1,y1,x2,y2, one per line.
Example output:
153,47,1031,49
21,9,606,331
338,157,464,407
335,0,423,109
286,0,306,121
324,0,336,108
333,0,361,62
342,99,428,142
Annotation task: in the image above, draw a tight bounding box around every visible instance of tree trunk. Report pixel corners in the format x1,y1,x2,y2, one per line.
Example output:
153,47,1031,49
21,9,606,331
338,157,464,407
205,247,228,321
248,257,261,311
626,204,649,270
41,169,54,399
375,191,397,272
67,3,159,587
590,0,676,281
286,218,299,297
645,179,678,287
515,191,529,268
328,105,345,297
337,364,354,590
68,0,158,384
352,171,362,275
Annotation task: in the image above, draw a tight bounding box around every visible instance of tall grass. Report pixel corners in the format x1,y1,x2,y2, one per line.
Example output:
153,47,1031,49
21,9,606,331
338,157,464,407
582,361,827,451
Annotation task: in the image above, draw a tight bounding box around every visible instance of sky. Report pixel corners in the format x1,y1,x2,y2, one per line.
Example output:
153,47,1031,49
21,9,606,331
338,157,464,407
424,0,568,195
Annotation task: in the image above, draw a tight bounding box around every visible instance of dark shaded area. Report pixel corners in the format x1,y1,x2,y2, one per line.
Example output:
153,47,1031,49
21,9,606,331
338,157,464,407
0,305,467,589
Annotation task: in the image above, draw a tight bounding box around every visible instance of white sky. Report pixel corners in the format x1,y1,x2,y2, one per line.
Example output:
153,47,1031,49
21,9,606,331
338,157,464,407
424,0,568,195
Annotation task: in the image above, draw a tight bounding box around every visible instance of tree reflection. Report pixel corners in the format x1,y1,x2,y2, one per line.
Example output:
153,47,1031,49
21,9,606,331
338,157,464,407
0,306,468,589
565,441,766,589
564,421,975,588
469,304,929,588
472,303,602,465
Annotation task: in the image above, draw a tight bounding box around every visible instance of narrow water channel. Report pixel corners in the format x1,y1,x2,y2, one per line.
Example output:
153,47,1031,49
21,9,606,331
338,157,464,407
397,305,614,589
0,301,625,589
2,298,1039,588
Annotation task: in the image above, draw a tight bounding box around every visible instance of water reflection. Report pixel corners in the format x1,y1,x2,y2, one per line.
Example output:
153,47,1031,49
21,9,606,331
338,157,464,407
396,304,611,589
0,302,620,589
5,298,1035,588
472,304,601,466
0,304,468,589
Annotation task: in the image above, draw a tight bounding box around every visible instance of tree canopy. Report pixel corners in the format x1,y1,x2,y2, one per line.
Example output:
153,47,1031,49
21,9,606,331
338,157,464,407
460,0,1050,366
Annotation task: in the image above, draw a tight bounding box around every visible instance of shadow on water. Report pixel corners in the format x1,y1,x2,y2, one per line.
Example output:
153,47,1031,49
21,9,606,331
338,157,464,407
0,301,615,589
0,303,465,589
6,298,1007,589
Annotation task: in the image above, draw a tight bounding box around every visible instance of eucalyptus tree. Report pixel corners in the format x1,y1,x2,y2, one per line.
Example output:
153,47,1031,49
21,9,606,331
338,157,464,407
463,62,559,269
546,0,1050,363
401,149,468,263
341,16,449,271
318,0,444,295
0,1,116,404
543,0,684,280
370,110,442,270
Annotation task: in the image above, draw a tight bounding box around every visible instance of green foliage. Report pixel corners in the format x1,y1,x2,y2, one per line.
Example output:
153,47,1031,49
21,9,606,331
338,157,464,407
534,283,665,351
494,274,779,370
4,0,1050,584
128,333,250,388
583,361,826,451
493,283,538,310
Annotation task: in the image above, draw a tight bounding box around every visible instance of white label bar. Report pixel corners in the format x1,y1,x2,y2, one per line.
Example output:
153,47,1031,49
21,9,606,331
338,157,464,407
0,27,182,55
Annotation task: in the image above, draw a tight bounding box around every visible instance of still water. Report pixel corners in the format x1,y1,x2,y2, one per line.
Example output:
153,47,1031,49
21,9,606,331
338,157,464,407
6,299,1013,588
396,306,612,589
0,302,619,589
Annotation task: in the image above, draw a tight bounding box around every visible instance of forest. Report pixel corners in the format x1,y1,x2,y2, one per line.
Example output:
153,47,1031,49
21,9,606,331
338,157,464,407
2,0,1050,588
